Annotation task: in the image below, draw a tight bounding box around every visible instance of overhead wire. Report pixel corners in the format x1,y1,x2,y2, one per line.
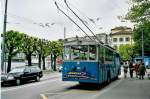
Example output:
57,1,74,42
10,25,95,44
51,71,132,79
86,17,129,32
1,11,55,28
66,1,100,25
54,1,95,42
55,0,102,33
64,0,104,34
64,0,103,44
54,0,117,51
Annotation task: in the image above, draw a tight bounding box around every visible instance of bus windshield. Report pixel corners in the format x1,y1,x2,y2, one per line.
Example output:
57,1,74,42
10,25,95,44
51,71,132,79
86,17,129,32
64,45,96,61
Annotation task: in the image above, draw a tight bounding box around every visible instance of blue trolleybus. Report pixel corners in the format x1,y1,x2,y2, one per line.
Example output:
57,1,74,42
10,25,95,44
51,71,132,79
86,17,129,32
62,37,121,84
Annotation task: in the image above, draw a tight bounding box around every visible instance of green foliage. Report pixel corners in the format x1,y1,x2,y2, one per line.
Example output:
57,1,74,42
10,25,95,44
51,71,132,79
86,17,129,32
133,21,150,55
126,0,150,56
4,29,64,70
118,44,134,60
51,41,63,57
5,30,25,72
126,0,150,22
22,35,38,66
42,40,52,57
22,35,37,55
50,41,63,71
5,30,24,56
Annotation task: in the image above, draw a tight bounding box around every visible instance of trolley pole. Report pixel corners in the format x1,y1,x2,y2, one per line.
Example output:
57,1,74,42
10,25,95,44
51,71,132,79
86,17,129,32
1,0,8,73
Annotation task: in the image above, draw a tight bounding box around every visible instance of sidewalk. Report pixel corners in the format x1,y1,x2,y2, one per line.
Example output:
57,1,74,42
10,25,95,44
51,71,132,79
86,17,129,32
97,78,150,99
97,69,150,99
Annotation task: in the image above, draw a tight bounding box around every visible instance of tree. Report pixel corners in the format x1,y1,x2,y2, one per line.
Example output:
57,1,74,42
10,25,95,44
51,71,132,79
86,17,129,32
36,39,43,69
51,41,63,71
5,30,24,72
126,0,150,22
118,44,134,61
133,21,150,56
41,40,51,70
22,35,37,66
126,0,150,56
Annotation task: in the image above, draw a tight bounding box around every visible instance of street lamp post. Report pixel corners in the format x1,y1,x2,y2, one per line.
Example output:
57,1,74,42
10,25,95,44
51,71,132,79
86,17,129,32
141,29,144,62
1,0,8,73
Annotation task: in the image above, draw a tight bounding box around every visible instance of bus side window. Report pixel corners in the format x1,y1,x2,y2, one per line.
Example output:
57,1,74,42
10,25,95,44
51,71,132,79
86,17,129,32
70,45,88,60
99,46,104,63
64,47,70,60
89,45,96,60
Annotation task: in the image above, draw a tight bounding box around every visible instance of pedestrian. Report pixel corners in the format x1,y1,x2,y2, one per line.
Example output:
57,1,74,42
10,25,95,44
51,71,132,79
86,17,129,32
139,61,147,80
123,62,128,78
134,62,140,78
129,61,134,78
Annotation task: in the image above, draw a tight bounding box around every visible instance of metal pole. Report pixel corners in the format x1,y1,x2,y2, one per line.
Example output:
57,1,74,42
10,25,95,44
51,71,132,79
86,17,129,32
1,0,8,73
64,27,66,39
141,29,144,62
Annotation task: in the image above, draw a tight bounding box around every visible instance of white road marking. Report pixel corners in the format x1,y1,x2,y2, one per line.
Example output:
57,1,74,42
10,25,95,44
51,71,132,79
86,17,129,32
40,94,48,99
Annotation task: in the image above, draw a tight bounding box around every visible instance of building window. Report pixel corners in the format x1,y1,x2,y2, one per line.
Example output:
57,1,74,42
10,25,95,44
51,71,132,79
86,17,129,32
113,38,117,42
125,37,130,42
119,38,123,42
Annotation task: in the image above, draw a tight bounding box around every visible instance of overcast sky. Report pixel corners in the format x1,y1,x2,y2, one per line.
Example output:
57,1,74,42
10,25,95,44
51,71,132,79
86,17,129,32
0,0,133,40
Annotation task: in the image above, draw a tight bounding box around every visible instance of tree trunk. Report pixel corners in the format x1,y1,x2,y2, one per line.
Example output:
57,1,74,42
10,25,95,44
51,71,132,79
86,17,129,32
38,54,41,69
53,55,57,71
42,56,46,70
27,53,32,66
7,55,12,73
51,54,54,70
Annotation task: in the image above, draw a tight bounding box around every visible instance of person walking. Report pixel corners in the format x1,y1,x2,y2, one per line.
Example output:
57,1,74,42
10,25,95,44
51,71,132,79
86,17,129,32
129,61,134,78
139,61,147,80
134,63,140,78
123,62,128,78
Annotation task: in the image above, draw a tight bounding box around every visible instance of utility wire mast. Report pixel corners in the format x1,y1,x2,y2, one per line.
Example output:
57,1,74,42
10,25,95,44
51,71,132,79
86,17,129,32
64,27,66,39
1,0,8,73
141,29,144,62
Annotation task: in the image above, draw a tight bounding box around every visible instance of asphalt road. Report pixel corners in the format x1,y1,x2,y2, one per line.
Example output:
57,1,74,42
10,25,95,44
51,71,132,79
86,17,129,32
1,72,76,99
1,70,150,99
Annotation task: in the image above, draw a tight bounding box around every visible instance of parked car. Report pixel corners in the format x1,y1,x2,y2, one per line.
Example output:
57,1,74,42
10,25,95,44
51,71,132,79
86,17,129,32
1,66,43,86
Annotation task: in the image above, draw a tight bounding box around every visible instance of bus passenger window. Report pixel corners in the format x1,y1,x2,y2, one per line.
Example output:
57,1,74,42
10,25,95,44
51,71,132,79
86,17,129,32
70,45,88,60
79,46,88,60
70,46,80,60
99,47,104,63
89,45,96,60
64,47,70,60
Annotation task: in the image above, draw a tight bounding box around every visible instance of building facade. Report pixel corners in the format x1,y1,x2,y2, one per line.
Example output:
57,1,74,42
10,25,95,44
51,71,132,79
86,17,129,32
110,26,133,50
96,33,111,45
64,33,111,46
